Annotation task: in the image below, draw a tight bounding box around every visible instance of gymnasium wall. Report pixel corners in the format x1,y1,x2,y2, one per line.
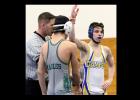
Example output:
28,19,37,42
26,5,116,41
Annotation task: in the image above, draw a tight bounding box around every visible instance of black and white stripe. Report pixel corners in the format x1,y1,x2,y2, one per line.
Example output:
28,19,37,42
26,32,47,80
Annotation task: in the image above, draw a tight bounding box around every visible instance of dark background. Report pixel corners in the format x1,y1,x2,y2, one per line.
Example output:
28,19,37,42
2,0,131,96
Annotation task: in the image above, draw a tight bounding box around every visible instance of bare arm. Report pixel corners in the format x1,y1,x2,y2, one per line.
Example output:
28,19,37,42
69,5,87,53
37,46,47,95
70,44,82,95
103,47,115,90
69,24,87,52
107,48,115,81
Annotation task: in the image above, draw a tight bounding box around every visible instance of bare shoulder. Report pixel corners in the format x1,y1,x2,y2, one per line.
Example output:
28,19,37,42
63,40,77,47
101,45,112,54
60,40,78,53
102,45,111,52
40,42,48,53
42,42,48,48
102,45,110,50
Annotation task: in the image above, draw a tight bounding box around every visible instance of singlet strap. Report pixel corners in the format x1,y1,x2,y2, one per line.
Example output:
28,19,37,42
56,39,69,65
50,39,64,46
100,45,106,63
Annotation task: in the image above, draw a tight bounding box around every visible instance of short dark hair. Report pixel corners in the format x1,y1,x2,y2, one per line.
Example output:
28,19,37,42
90,22,104,33
38,12,55,23
53,15,69,33
88,22,104,39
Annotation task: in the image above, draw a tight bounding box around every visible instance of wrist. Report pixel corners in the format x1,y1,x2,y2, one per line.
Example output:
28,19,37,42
108,78,113,82
42,90,47,95
69,17,76,24
69,16,76,20
72,88,82,95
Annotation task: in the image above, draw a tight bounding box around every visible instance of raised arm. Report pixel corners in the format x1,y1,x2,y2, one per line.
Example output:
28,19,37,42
69,5,88,53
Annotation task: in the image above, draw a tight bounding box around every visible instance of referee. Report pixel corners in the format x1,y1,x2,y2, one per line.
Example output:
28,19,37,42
26,12,55,95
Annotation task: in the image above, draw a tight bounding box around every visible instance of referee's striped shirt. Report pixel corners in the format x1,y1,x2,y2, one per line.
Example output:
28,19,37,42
26,31,50,80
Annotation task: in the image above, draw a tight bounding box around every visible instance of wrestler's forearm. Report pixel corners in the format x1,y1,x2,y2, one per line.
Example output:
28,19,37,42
108,65,115,81
38,72,47,95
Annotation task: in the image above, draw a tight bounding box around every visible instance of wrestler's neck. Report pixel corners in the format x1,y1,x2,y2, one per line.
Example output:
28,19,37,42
51,32,65,41
89,39,100,48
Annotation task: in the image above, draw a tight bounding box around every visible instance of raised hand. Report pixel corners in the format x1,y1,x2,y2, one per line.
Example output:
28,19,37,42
70,5,79,19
